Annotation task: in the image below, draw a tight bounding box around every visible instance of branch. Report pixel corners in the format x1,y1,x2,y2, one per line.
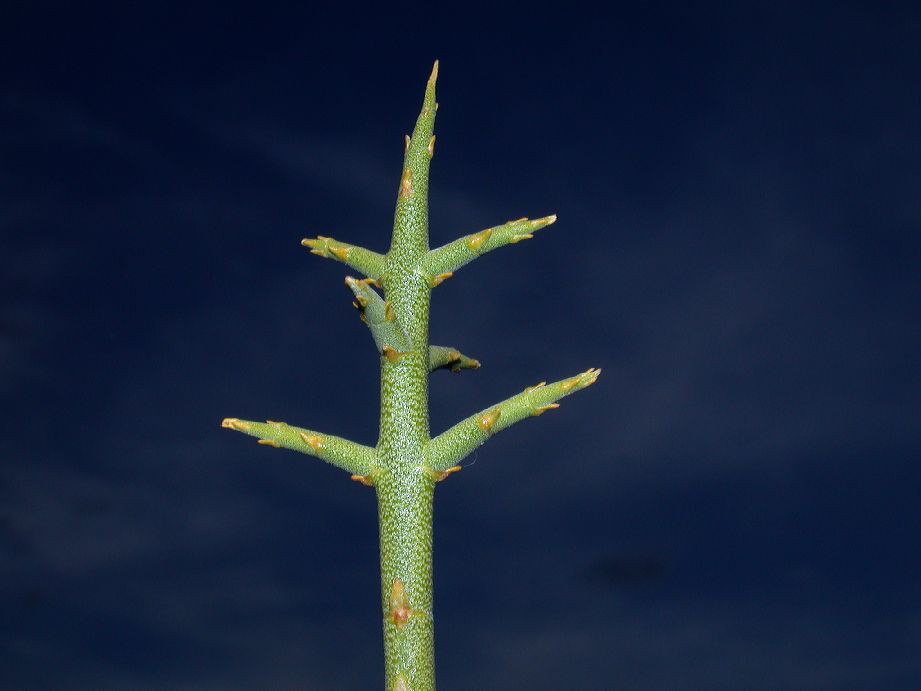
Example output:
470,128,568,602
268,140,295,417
389,60,438,260
421,215,556,277
425,367,601,472
344,276,409,354
301,235,386,280
428,345,480,373
221,418,377,476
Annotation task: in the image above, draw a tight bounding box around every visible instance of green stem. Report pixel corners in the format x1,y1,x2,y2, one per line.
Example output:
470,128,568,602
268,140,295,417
376,451,436,690
221,61,601,690
374,61,439,691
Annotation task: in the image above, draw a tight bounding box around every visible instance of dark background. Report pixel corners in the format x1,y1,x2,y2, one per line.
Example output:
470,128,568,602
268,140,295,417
2,3,920,689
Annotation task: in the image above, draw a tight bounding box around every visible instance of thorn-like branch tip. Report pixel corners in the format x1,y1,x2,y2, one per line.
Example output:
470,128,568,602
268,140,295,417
427,465,462,482
399,168,413,198
562,367,602,392
477,408,501,433
221,417,249,431
382,345,404,363
351,473,375,487
509,233,533,244
298,431,324,452
466,228,493,251
532,403,560,416
581,367,602,386
429,60,439,84
431,272,453,287
389,579,414,628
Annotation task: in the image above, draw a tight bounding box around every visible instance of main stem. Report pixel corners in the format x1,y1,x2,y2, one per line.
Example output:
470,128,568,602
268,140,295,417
376,63,438,691
223,60,601,690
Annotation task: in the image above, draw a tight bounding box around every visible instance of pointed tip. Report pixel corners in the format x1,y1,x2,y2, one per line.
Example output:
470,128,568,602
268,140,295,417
388,578,413,627
477,408,502,433
527,214,558,231
382,345,404,363
565,367,602,392
221,417,249,431
399,167,413,198
423,61,438,112
428,465,462,482
509,233,534,244
532,402,561,417
350,473,375,487
298,431,324,452
466,228,493,252
431,271,453,287
329,246,351,261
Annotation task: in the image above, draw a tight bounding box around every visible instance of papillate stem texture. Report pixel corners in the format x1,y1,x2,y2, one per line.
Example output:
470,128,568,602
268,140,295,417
222,61,600,691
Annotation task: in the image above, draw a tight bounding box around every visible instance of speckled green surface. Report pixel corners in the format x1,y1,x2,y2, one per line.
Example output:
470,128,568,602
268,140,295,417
222,62,599,690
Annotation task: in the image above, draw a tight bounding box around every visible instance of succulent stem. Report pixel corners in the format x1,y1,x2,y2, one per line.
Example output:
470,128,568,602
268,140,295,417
221,62,599,690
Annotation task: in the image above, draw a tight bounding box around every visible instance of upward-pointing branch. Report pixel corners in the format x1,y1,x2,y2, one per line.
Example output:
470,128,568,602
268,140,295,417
424,368,601,472
221,418,377,476
421,215,556,278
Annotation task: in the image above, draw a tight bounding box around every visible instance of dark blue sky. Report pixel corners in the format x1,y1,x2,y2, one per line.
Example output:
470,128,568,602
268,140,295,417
2,3,920,689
